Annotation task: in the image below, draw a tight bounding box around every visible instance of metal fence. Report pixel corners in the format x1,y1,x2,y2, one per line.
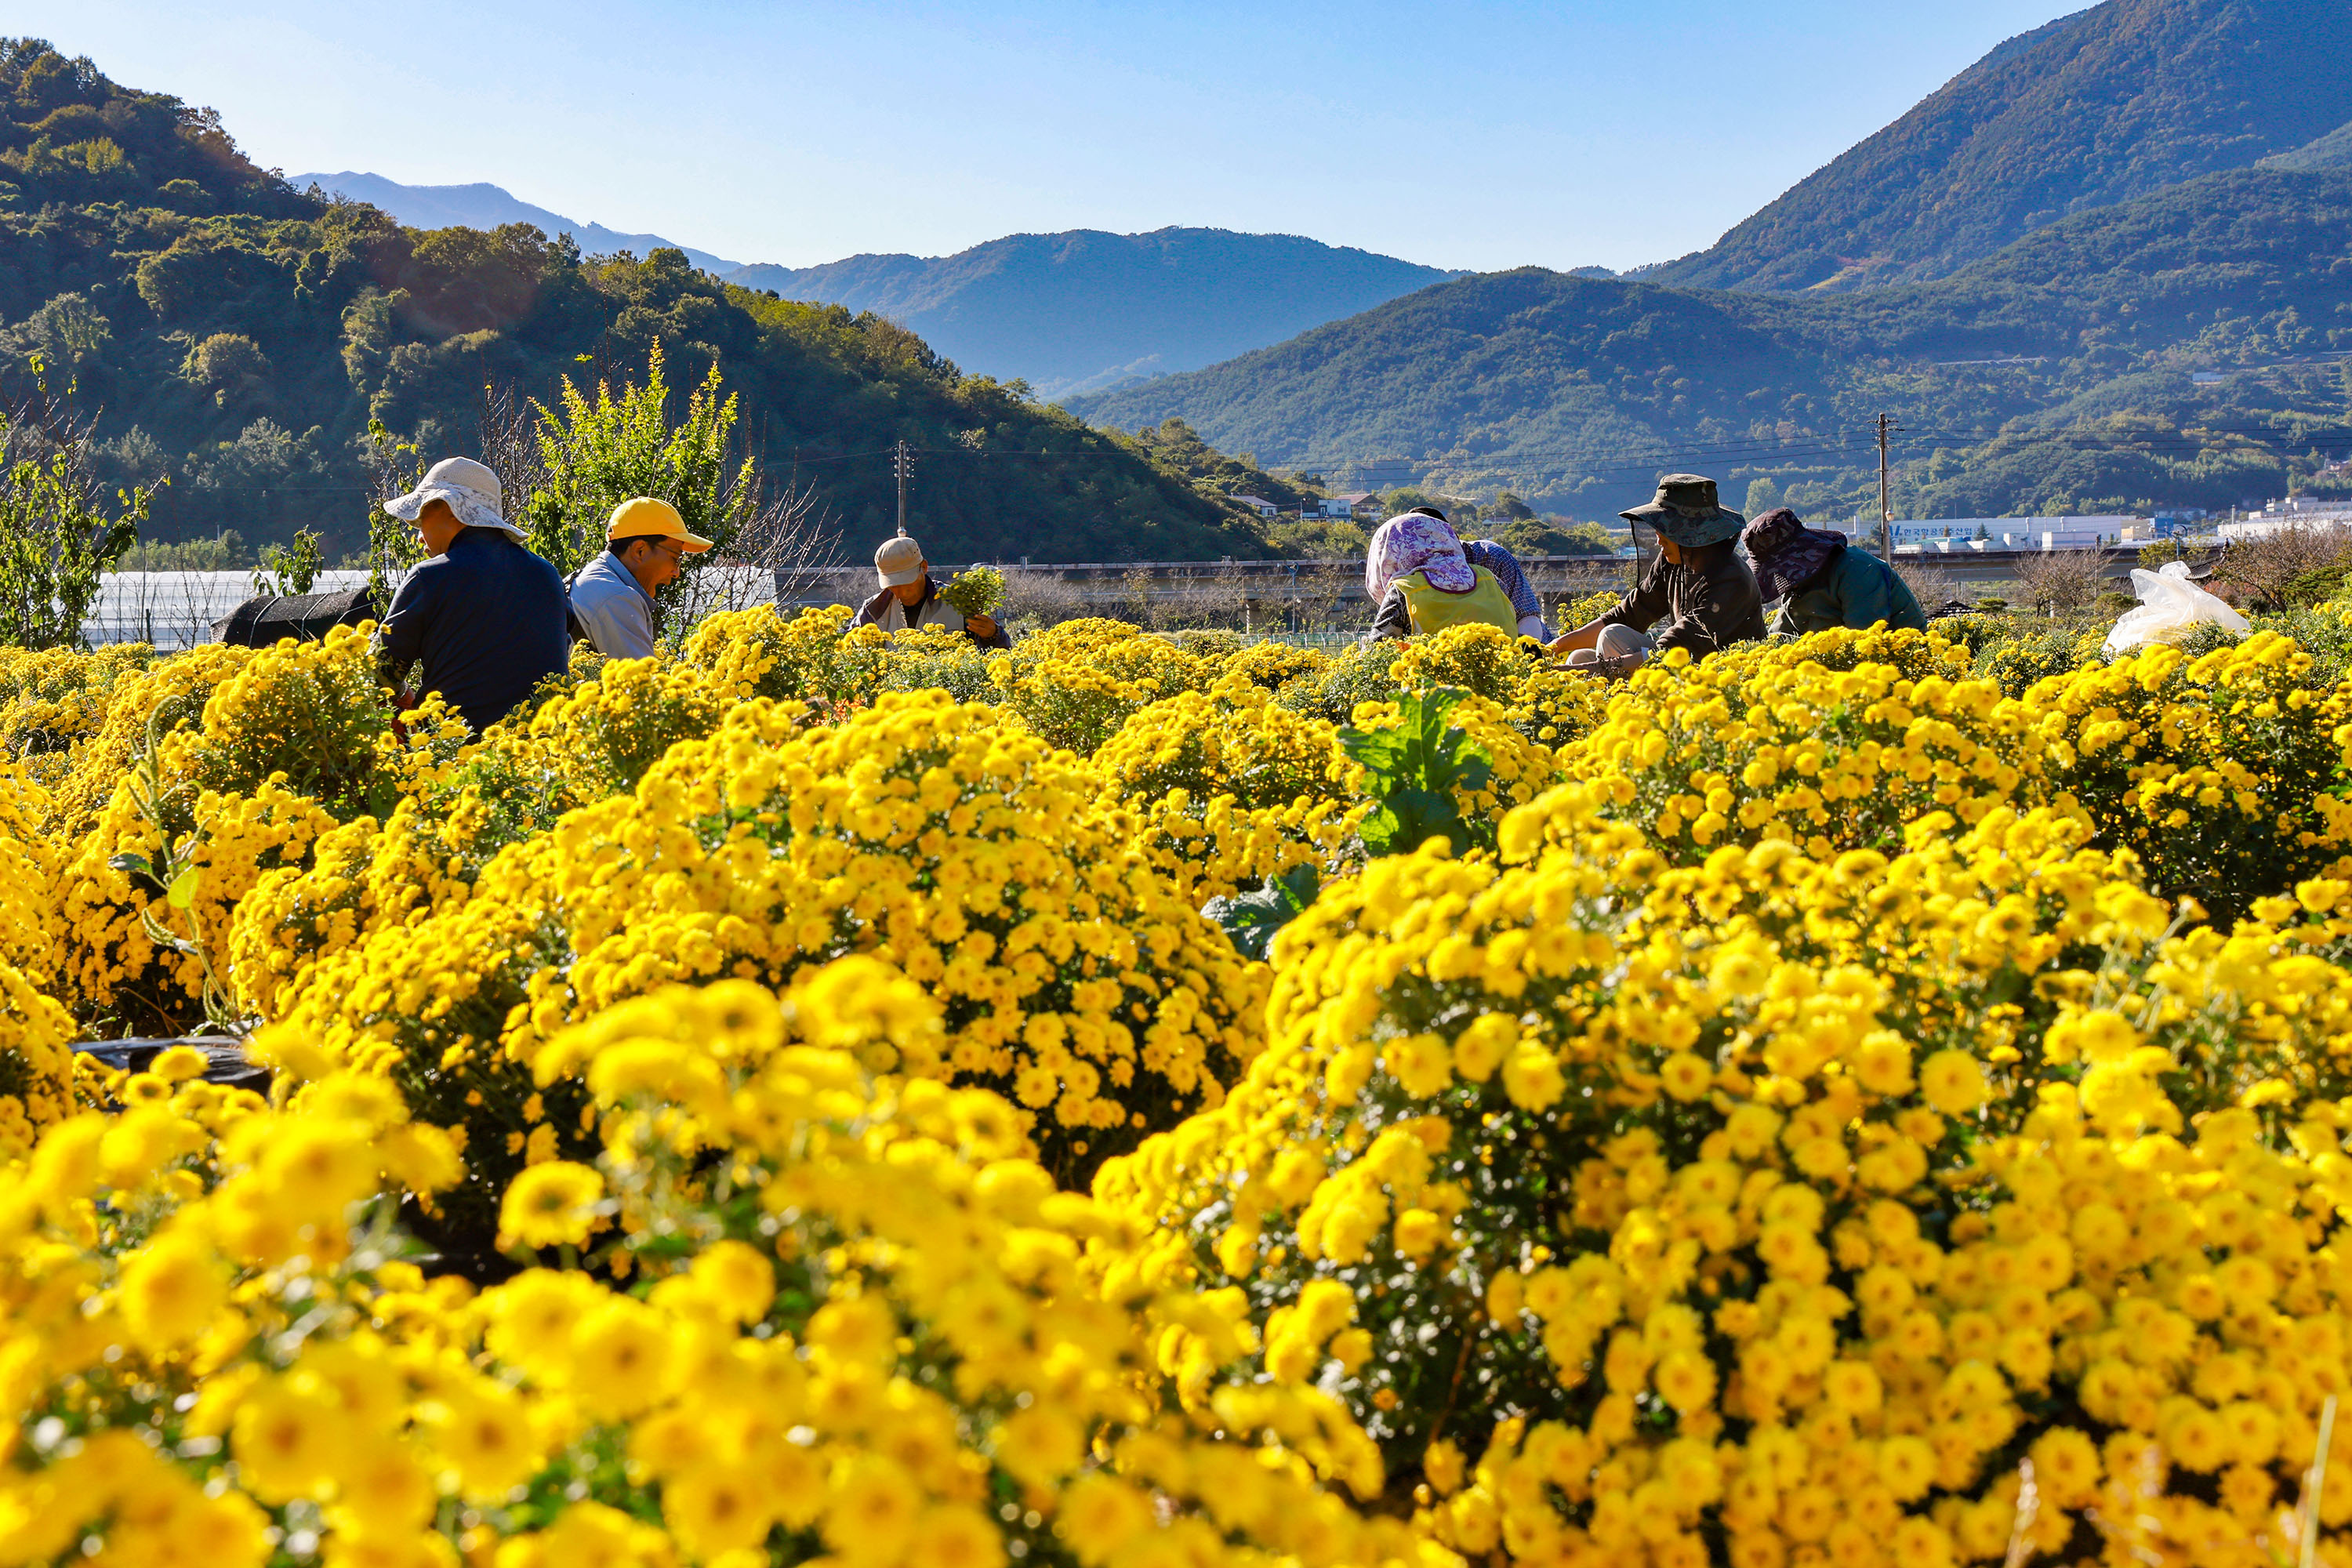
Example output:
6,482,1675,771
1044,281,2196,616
78,554,1634,652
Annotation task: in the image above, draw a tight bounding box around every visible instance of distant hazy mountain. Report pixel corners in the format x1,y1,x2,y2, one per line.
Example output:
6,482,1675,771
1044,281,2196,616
725,228,1460,399
290,172,740,274
1648,0,2352,291
1069,168,2352,516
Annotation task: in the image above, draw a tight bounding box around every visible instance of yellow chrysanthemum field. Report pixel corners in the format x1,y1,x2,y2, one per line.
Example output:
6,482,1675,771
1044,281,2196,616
12,604,2352,1568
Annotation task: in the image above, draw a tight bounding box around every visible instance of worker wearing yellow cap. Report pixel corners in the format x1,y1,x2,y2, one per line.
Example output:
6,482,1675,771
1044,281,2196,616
567,497,711,659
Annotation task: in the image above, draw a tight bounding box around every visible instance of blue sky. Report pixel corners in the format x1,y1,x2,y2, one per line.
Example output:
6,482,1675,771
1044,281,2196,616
28,0,2070,273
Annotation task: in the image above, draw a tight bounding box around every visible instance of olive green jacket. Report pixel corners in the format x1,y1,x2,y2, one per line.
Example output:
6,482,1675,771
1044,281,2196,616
1768,547,1929,637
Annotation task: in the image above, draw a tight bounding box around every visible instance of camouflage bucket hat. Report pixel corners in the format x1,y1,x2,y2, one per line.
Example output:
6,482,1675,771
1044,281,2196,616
1621,473,1745,547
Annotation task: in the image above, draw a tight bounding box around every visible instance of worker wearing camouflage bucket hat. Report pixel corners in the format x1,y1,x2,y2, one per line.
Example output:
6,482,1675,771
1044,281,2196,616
1548,474,1765,672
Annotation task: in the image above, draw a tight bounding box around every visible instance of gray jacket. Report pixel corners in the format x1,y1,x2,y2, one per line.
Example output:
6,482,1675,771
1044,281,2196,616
849,582,1012,649
568,549,658,659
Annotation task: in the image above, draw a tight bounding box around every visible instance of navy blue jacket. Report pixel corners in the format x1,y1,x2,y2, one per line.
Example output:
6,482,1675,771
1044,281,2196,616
378,528,572,732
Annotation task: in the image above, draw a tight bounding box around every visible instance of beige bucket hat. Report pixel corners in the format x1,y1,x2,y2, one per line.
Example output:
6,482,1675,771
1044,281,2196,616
383,457,524,541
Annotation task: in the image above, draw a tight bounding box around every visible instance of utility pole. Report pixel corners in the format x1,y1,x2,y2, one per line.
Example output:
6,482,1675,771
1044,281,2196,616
893,440,914,535
1875,413,1900,557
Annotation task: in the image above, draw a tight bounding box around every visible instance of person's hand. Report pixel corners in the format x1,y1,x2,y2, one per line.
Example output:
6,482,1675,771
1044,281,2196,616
967,612,998,640
1546,633,1576,656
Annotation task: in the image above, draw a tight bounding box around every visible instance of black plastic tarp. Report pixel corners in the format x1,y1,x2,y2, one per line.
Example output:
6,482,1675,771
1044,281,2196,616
212,585,382,648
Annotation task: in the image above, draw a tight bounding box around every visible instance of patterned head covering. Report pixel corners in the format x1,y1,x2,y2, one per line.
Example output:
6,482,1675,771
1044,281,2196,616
1367,513,1475,599
1740,507,1847,602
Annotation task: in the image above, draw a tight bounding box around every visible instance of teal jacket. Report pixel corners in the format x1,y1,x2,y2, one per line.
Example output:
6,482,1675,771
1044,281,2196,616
1768,546,1929,636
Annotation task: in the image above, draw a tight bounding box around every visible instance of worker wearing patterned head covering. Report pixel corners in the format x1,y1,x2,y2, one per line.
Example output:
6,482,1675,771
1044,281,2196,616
1548,474,1764,669
1381,504,1549,638
1365,513,1519,641
1741,507,1927,636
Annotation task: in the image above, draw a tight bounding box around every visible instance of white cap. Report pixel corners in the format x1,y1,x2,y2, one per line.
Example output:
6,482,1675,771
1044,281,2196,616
383,456,523,540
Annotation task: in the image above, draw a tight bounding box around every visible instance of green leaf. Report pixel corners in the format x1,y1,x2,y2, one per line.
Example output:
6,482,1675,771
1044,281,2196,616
1203,864,1321,960
1338,687,1493,858
166,866,201,909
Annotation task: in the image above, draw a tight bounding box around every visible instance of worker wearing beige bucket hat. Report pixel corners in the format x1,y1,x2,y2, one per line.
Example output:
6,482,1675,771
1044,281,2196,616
375,456,572,731
1545,474,1765,670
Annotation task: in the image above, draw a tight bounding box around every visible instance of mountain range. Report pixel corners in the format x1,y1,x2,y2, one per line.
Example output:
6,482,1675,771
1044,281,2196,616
292,173,1458,399
1072,0,2352,520
1646,0,2352,291
290,172,742,275
0,47,1290,564
725,231,1457,398
1070,165,2352,518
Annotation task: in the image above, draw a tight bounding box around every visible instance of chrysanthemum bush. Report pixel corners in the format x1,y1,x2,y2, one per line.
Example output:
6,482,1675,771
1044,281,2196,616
2018,630,2352,923
1092,683,1362,904
52,628,468,1032
0,642,151,784
24,600,2352,1568
0,964,1410,1568
982,618,1221,756
1566,624,2352,924
1088,784,2352,1566
268,690,1274,1200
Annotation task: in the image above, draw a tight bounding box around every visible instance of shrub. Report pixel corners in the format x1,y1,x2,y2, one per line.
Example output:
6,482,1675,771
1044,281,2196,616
0,967,1407,1568
2023,632,2352,921
1566,630,2032,862
0,641,151,773
874,625,999,703
272,692,1271,1193
1089,789,2352,1564
679,602,884,711
988,619,1218,755
1093,686,1359,903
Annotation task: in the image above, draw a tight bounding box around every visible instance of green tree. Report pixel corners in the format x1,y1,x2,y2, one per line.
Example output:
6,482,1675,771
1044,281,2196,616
1744,477,1782,516
523,340,757,579
0,412,151,648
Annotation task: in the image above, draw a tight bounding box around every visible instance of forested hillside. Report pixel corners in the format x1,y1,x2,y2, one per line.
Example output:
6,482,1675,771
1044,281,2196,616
729,228,1456,399
1072,168,2352,520
1648,0,2352,291
0,42,1279,563
2267,120,2352,173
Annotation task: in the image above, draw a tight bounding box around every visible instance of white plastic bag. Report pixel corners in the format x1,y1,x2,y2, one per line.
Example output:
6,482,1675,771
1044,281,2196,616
2102,561,2249,655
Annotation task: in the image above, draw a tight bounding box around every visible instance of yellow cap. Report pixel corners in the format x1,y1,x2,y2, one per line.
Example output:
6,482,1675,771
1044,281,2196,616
607,496,712,553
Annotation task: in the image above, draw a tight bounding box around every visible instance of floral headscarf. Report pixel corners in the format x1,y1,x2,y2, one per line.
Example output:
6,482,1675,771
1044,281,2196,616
1367,513,1475,600
1740,507,1847,603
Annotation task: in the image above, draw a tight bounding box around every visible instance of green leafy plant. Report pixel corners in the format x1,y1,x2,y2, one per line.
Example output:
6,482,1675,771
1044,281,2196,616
252,526,324,597
104,706,243,1034
938,564,1006,618
0,406,151,651
1201,863,1320,960
1338,686,1492,857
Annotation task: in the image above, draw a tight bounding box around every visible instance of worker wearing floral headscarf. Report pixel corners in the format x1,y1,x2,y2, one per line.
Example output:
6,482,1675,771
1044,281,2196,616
1741,506,1927,635
1365,513,1520,641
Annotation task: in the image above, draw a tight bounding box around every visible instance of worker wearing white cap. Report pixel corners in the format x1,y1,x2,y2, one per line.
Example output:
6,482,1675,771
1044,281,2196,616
848,532,1008,648
375,457,571,731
